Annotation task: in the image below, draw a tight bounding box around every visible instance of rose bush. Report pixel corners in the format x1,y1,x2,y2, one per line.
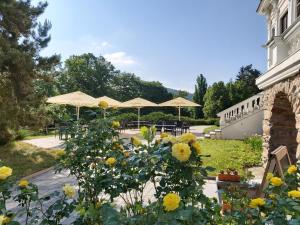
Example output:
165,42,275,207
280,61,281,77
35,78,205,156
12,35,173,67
0,112,299,224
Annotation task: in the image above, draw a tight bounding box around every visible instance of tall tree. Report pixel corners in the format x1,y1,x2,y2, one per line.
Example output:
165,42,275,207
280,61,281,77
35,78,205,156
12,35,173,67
203,82,230,118
57,53,116,97
234,64,261,103
193,74,207,118
0,0,59,144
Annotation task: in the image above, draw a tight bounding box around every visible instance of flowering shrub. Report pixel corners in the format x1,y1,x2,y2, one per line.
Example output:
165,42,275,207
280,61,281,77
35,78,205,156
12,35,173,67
0,117,299,224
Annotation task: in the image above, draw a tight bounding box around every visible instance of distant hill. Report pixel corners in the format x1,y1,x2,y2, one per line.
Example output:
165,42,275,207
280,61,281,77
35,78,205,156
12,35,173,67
167,88,193,100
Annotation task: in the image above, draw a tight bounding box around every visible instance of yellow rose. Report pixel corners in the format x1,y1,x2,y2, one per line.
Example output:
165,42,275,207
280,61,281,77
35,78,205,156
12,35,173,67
0,166,12,180
288,190,300,198
106,157,116,166
163,193,181,211
160,132,169,138
131,137,141,147
0,215,11,224
162,135,177,144
266,172,273,180
270,177,283,186
63,184,76,198
178,133,197,143
172,143,191,162
18,179,29,188
112,121,120,129
249,198,265,208
287,165,298,174
192,141,201,155
140,126,148,137
98,100,108,109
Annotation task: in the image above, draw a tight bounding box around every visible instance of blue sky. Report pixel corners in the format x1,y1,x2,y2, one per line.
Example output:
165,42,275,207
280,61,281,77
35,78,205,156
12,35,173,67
39,0,267,92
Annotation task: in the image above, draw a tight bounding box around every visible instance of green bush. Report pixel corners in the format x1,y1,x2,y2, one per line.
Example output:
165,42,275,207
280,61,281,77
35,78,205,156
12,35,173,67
114,112,219,126
14,129,32,140
141,112,175,122
244,135,263,152
114,113,138,122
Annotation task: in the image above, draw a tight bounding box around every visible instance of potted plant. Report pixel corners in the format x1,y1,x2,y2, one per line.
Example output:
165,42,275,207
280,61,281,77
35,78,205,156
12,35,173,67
218,169,240,182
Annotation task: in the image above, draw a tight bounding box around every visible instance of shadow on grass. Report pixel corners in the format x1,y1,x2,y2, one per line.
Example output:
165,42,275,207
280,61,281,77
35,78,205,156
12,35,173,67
0,142,57,179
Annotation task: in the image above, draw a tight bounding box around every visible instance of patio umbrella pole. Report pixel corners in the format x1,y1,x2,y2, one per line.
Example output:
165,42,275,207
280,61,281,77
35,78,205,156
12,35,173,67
76,106,80,120
138,107,141,129
178,106,181,121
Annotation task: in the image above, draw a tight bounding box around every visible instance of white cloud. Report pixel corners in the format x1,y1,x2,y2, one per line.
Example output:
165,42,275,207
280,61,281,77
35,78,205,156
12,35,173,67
101,41,111,47
104,52,136,65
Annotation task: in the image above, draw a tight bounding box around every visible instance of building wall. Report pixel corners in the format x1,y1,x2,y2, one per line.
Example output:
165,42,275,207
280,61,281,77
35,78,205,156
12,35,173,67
262,73,300,163
220,109,263,140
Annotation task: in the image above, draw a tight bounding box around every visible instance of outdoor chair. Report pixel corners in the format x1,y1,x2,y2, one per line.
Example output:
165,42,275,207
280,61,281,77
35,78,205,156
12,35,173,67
181,122,190,134
164,121,177,136
155,121,165,133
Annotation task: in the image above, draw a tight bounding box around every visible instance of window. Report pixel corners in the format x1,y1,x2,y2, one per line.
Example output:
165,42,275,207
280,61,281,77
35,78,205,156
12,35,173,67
297,0,300,18
280,11,288,34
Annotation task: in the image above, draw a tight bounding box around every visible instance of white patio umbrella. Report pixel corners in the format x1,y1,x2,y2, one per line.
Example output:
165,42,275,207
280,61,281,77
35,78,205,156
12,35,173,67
96,96,123,118
47,91,98,120
159,97,200,121
121,97,158,128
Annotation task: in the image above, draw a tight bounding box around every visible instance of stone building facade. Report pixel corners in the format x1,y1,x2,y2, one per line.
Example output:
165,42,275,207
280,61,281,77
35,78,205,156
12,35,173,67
257,0,300,163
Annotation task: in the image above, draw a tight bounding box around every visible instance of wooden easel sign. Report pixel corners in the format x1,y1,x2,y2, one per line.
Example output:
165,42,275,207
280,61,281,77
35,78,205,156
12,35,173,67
258,146,291,196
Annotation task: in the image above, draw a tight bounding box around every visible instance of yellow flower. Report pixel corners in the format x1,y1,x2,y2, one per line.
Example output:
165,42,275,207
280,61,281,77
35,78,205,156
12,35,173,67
178,133,197,143
287,165,298,174
172,143,191,162
18,179,29,188
266,172,273,180
162,135,177,144
192,141,201,155
112,121,120,129
249,198,265,208
0,215,11,224
0,166,12,180
98,100,108,109
288,190,300,198
63,184,76,198
270,177,283,186
160,132,169,138
106,157,116,166
140,126,148,135
163,193,181,211
131,137,141,147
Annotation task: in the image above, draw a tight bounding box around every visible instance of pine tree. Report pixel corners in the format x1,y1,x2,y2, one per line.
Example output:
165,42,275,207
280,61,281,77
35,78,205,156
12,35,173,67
193,74,207,118
0,0,59,144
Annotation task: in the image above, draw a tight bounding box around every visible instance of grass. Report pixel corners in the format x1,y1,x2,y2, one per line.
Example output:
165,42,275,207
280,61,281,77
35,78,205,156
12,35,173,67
24,133,55,140
200,139,262,176
203,125,219,134
0,142,62,179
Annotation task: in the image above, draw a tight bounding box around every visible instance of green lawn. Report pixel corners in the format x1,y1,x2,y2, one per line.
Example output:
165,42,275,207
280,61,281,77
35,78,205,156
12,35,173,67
203,125,219,134
0,142,61,179
200,139,262,176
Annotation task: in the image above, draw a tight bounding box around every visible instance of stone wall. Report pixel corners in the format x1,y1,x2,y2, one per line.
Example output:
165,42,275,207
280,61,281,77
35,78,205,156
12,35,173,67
262,73,300,163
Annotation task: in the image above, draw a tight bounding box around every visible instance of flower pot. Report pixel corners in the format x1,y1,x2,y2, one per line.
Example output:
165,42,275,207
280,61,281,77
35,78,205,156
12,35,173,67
218,174,240,182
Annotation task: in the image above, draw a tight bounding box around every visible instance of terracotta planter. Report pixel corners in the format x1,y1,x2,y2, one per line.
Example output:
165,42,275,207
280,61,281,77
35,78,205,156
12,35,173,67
218,174,240,182
222,202,232,213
